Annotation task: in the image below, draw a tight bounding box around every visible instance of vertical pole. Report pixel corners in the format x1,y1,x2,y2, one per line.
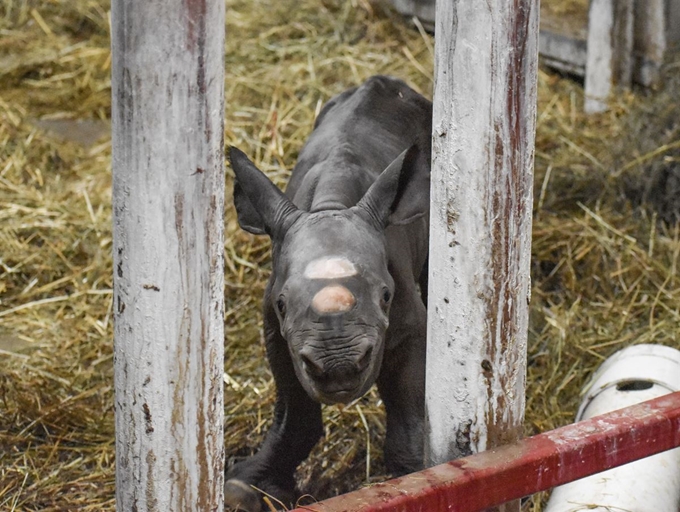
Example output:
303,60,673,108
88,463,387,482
667,0,680,46
426,2,537,512
633,0,666,88
111,0,225,510
584,0,634,113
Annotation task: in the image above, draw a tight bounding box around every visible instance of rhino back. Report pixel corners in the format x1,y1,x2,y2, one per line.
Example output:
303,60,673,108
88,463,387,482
286,76,432,208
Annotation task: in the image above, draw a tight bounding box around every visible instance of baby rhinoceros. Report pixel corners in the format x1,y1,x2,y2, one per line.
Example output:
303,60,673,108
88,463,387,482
226,75,432,511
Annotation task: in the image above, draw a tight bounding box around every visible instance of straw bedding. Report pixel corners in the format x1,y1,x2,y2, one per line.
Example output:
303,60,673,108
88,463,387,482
1,0,678,510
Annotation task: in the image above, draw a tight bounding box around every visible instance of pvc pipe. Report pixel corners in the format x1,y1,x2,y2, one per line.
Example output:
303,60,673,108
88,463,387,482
544,344,680,512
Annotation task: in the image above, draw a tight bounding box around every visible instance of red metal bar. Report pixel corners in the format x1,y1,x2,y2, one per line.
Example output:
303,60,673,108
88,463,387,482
293,391,680,512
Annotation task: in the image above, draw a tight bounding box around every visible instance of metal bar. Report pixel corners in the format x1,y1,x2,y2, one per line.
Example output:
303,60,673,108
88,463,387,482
294,391,680,512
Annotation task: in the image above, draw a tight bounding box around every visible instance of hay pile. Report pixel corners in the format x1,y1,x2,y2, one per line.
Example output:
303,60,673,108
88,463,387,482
1,0,678,510
0,1,113,510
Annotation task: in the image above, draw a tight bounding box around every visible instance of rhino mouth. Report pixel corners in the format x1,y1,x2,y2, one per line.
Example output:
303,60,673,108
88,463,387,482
291,333,386,405
297,352,376,404
312,382,365,405
301,362,379,405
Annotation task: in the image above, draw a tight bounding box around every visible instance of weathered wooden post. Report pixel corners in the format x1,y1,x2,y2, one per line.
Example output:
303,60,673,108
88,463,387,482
633,0,666,87
669,0,680,45
426,1,538,511
584,0,634,112
111,0,225,510
539,0,678,104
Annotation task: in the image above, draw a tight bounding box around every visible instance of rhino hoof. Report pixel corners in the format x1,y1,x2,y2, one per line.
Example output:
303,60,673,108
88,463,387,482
224,479,262,512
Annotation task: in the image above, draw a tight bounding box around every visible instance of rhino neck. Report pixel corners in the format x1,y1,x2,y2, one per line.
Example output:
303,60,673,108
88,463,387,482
308,168,373,212
294,148,375,212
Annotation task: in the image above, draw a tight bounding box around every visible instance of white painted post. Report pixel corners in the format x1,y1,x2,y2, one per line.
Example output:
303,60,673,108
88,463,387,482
426,2,537,511
633,0,666,88
584,0,634,113
111,0,225,510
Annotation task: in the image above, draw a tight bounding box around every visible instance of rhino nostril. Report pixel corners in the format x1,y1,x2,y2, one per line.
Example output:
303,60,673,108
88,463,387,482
356,344,373,372
300,352,325,379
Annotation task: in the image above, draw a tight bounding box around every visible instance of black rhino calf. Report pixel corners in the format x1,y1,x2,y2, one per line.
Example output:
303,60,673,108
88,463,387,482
226,75,432,511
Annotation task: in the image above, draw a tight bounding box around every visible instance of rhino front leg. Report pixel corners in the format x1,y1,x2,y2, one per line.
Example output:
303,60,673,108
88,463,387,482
225,315,323,511
377,307,426,476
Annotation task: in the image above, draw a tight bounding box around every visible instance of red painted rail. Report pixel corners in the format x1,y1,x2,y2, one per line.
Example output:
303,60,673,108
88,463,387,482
293,391,680,512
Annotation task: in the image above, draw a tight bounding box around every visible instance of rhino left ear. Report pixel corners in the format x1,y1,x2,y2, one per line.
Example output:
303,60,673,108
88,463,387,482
229,146,300,237
355,144,430,229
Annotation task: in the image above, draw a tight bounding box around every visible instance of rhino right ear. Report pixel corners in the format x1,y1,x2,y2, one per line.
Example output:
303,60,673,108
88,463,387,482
229,147,300,237
355,144,427,230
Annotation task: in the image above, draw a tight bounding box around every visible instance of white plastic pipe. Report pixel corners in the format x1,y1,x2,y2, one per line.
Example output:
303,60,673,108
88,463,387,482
544,344,680,512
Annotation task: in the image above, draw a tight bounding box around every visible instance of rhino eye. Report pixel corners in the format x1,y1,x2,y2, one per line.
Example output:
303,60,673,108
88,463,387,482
381,288,392,305
276,297,286,316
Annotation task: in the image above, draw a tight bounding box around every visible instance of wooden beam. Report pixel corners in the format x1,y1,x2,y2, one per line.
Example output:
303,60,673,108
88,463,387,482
426,2,538,510
539,30,587,77
540,0,677,91
291,391,680,512
111,0,225,510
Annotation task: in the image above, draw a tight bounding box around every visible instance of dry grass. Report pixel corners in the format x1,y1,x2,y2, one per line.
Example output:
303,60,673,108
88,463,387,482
540,0,588,38
1,0,679,510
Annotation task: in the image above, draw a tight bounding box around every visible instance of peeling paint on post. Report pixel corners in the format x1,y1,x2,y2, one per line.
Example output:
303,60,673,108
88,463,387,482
111,0,225,510
426,1,538,511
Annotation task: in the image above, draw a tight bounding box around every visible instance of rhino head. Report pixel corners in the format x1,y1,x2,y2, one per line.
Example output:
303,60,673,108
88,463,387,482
229,145,424,404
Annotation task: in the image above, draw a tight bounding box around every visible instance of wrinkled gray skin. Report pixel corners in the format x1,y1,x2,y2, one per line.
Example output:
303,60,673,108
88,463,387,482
225,76,432,512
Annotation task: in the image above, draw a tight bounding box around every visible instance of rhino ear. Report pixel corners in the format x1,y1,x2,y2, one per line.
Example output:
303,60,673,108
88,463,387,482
229,146,300,237
355,144,429,229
